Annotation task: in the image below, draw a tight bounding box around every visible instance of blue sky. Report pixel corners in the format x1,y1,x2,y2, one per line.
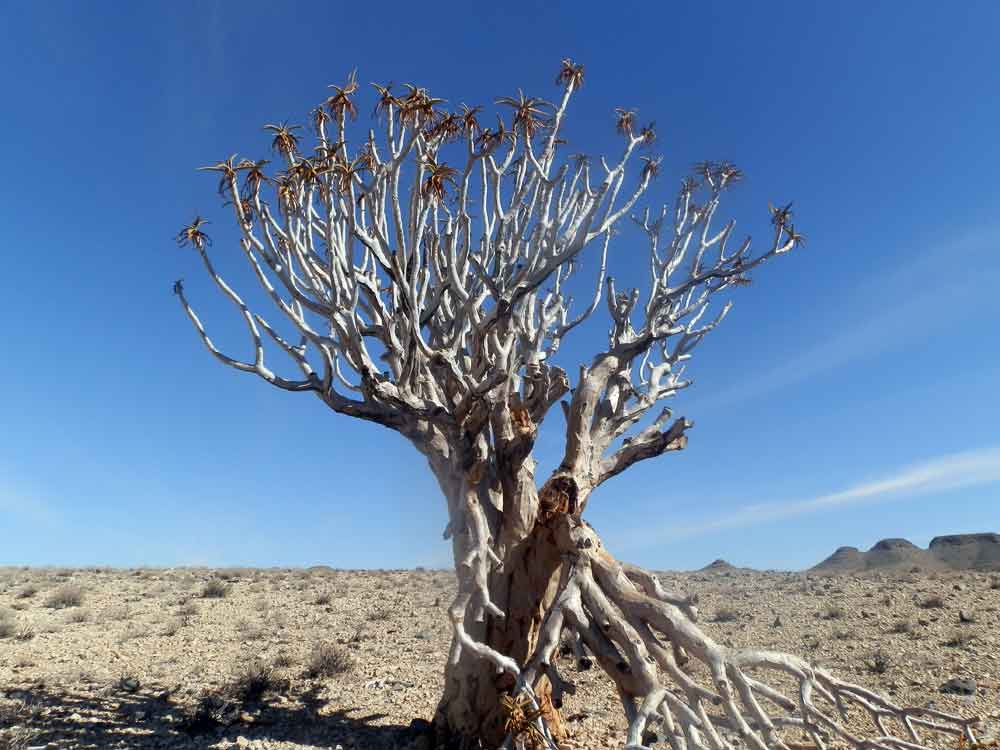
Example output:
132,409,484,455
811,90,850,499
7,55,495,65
1,1,998,571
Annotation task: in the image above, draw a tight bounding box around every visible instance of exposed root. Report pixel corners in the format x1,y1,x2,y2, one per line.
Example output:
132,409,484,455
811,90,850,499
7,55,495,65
443,503,978,750
521,518,980,750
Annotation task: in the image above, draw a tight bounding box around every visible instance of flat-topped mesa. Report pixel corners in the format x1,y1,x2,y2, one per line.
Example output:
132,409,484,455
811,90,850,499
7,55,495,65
929,532,1000,547
929,533,1000,570
812,531,1000,572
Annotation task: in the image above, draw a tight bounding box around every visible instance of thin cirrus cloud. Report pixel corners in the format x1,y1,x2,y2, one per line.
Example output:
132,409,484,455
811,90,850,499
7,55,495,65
681,228,1000,414
646,444,1000,543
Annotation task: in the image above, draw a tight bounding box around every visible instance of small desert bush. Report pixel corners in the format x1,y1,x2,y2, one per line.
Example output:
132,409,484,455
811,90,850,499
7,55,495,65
944,629,975,648
832,628,853,641
15,621,35,642
229,659,287,703
234,618,265,641
918,594,945,609
0,611,15,639
65,608,90,624
200,579,230,599
312,592,332,606
890,619,913,634
304,643,353,678
181,693,238,733
0,726,37,750
44,584,83,609
15,584,38,600
820,605,846,620
117,624,149,643
114,672,141,693
867,649,892,674
712,608,740,623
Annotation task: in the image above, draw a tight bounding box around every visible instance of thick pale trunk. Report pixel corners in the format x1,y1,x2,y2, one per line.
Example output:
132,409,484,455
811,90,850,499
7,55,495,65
433,523,567,749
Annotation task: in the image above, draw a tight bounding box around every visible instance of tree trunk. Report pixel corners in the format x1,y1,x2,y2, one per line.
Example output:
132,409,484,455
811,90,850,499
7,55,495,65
433,514,569,748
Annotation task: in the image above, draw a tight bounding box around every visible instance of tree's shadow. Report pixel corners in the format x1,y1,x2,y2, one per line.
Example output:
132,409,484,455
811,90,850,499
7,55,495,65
2,682,425,749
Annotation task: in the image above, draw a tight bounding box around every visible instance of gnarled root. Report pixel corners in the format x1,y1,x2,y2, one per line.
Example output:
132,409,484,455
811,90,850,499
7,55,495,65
519,517,980,750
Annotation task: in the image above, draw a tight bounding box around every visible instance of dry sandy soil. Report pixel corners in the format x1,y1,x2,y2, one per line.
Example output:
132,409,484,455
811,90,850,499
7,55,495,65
1,566,998,750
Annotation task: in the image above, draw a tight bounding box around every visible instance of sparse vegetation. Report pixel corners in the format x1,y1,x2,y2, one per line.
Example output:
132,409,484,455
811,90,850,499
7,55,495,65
304,643,353,678
0,610,15,639
44,584,84,609
944,629,975,648
229,659,285,703
712,608,740,623
65,608,90,623
918,594,945,609
867,648,892,674
15,584,38,599
0,726,37,750
821,604,846,620
0,565,994,749
15,620,35,641
200,579,230,599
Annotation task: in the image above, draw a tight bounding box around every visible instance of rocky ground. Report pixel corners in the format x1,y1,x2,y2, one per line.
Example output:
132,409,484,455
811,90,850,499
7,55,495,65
1,566,998,750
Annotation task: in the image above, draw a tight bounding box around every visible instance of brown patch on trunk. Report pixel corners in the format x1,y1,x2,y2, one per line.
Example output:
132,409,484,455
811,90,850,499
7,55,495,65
538,475,578,522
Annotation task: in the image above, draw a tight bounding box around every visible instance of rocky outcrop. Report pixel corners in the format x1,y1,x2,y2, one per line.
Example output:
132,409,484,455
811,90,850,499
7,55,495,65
812,533,1000,572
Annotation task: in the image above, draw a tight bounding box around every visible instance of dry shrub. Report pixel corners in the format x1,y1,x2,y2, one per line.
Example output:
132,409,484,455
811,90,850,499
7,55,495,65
229,659,286,703
0,611,15,639
0,726,37,750
944,629,975,649
15,621,35,642
821,604,846,620
890,619,913,634
305,643,353,678
14,585,38,600
712,608,740,623
44,585,83,609
65,608,90,624
867,649,892,674
201,580,230,599
919,594,945,609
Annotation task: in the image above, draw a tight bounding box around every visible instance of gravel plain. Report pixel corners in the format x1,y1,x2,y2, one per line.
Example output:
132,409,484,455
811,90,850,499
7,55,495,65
1,565,998,749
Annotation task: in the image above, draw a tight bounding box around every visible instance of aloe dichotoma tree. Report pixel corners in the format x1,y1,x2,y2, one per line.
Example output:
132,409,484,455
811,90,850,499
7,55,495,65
174,60,979,750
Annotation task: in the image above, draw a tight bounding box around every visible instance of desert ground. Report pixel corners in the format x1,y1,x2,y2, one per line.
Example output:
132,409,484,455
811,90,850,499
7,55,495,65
1,565,998,750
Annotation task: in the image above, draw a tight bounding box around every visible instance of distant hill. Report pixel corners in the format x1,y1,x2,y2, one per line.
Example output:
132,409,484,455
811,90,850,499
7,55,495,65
699,559,738,573
812,533,1000,572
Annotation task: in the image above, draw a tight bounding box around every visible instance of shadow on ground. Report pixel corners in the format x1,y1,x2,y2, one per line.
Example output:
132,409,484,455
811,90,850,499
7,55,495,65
1,682,425,749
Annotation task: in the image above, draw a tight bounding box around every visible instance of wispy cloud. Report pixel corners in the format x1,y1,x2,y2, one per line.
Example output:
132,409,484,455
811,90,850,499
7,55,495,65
681,229,1000,413
644,445,1000,542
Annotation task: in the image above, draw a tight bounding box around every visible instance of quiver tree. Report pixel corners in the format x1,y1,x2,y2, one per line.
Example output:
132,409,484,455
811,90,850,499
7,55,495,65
174,61,979,750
